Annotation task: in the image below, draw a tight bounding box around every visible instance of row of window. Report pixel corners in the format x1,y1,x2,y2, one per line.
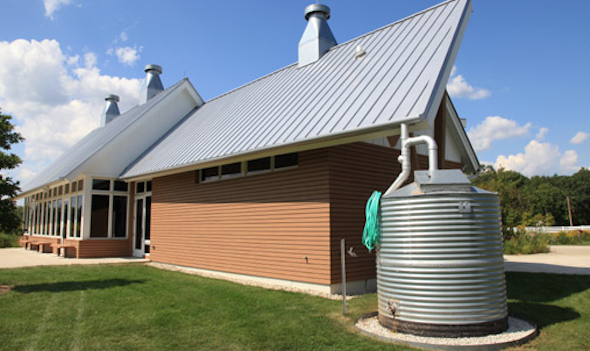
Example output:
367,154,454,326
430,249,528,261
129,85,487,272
198,153,298,183
24,193,83,238
28,180,84,201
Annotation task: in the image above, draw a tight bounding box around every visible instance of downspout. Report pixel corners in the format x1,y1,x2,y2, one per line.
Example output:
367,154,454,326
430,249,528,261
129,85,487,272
384,123,439,196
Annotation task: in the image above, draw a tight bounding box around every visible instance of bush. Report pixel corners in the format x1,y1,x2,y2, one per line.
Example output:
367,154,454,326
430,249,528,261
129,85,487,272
503,228,550,254
0,233,20,248
549,230,590,245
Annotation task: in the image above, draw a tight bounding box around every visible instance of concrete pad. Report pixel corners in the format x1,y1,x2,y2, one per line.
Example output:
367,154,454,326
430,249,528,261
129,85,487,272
504,245,590,275
0,248,148,269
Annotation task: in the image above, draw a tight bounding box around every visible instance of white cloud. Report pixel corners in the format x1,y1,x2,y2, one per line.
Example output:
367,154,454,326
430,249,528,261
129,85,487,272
0,39,142,183
468,116,532,152
570,131,589,144
113,46,141,66
535,127,549,141
495,140,581,176
560,150,580,174
43,0,72,19
120,31,129,42
447,67,491,100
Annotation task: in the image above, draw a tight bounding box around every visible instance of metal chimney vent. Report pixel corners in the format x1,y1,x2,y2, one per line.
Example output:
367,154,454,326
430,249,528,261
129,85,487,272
298,4,337,67
139,64,164,104
100,94,120,126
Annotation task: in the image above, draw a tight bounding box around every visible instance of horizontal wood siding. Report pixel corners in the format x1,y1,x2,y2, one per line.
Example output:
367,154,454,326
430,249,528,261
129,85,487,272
77,239,131,258
328,143,401,283
328,142,465,283
150,149,332,285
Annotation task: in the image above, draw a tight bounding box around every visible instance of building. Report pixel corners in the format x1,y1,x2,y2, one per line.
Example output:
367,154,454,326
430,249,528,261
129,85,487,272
18,0,478,294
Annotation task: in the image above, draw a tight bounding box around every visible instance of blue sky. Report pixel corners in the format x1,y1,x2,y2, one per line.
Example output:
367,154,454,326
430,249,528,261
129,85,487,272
0,0,589,181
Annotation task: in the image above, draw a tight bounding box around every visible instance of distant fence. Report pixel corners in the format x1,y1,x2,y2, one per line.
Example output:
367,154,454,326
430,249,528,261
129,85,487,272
524,225,590,233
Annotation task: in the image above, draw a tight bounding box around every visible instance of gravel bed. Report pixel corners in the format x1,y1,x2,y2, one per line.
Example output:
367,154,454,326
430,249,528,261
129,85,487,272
356,315,536,349
149,262,355,300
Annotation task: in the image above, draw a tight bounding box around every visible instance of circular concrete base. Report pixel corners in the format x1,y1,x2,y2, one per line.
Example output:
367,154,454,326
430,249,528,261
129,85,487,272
356,313,537,351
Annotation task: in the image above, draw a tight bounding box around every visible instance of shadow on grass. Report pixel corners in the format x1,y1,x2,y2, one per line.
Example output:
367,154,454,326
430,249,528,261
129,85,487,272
508,302,580,329
13,279,145,293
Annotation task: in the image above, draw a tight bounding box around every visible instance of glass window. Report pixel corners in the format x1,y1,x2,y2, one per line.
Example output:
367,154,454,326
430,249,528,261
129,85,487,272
247,157,271,174
146,181,152,192
55,199,62,236
61,200,67,239
275,153,298,169
69,196,76,238
201,167,219,182
58,186,63,196
46,201,51,235
78,180,84,192
137,182,145,194
65,184,70,194
114,181,128,192
221,162,242,179
76,195,83,238
135,199,143,250
145,197,151,241
112,196,127,238
92,179,110,191
90,195,109,238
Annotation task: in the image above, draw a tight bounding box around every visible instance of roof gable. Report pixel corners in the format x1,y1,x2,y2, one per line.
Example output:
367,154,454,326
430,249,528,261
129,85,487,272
123,0,472,179
21,79,202,193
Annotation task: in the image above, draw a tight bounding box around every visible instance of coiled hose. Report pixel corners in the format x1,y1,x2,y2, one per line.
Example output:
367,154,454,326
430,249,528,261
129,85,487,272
362,191,382,252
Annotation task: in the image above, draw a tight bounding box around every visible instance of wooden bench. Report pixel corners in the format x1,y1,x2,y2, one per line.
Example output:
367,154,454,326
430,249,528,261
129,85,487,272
19,237,31,250
30,242,53,253
51,243,77,258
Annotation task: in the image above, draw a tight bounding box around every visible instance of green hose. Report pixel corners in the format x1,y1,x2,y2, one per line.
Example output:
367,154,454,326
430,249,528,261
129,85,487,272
362,190,382,252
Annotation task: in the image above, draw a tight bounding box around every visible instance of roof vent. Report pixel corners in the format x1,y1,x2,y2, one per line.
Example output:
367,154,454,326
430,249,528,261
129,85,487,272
298,4,337,67
100,94,120,126
139,64,164,104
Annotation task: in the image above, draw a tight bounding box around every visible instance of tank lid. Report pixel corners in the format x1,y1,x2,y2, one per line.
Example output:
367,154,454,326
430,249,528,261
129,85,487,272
385,169,481,197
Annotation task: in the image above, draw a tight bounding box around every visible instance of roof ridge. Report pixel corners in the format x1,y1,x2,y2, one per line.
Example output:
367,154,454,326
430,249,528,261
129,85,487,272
203,0,459,104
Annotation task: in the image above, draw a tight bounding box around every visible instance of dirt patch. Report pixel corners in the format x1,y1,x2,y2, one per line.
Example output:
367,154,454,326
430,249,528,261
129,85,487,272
0,285,12,293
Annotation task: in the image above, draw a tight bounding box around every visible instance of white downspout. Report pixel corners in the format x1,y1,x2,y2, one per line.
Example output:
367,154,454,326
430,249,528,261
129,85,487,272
384,123,439,196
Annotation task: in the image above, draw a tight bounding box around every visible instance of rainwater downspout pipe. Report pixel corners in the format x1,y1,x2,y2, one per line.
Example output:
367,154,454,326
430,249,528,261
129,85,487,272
383,123,439,196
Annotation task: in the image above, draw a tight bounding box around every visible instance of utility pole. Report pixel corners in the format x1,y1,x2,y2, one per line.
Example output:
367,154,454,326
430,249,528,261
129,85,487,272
567,196,573,227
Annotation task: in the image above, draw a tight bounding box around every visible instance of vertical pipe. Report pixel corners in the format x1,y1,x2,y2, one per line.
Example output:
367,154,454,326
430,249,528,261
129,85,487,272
341,238,347,315
567,196,573,226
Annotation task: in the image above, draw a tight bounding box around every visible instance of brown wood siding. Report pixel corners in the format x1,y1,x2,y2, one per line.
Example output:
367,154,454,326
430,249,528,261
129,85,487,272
77,239,131,258
328,142,464,284
150,149,332,285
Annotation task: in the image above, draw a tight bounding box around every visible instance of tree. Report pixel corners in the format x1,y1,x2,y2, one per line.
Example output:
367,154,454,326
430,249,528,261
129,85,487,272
0,109,24,234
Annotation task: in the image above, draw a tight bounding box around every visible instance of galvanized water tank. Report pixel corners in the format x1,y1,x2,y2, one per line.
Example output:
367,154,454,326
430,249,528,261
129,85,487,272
377,169,508,337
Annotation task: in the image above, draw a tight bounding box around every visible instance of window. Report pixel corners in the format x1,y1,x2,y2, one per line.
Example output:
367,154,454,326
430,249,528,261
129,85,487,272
92,179,110,191
78,180,84,192
65,184,70,194
114,181,128,192
137,182,145,194
76,194,82,238
90,195,109,238
201,167,219,182
221,162,242,179
247,157,271,174
146,181,152,192
52,200,58,235
112,196,127,238
55,199,62,236
275,153,298,169
58,186,63,196
69,196,76,238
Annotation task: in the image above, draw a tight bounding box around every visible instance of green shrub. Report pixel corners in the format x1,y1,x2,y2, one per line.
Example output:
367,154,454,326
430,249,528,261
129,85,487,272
0,233,20,248
503,228,550,254
548,230,590,245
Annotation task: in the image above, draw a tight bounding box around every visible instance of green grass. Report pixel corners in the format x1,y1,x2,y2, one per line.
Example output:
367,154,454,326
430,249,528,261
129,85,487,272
0,233,20,248
0,265,589,351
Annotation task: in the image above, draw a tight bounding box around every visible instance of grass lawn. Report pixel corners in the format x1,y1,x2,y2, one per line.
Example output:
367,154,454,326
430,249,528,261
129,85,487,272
0,265,589,351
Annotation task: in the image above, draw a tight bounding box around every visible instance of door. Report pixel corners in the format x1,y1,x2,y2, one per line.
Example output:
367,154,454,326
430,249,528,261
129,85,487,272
133,196,151,257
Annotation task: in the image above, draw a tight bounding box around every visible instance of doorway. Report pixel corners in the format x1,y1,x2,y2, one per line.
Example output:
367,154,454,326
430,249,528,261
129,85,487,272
133,195,151,257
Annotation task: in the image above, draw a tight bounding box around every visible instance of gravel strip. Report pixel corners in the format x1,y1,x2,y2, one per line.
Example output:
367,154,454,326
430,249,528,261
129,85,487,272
356,316,536,349
148,262,355,300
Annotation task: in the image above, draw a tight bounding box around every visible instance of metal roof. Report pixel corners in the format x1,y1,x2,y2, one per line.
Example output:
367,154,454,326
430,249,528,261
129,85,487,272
122,0,471,179
21,79,188,193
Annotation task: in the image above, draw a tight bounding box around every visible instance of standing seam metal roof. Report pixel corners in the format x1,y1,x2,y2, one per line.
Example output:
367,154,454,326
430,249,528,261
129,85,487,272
125,0,471,178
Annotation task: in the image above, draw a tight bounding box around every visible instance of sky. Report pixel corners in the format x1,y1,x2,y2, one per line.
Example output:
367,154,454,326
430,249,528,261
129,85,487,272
0,0,589,183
